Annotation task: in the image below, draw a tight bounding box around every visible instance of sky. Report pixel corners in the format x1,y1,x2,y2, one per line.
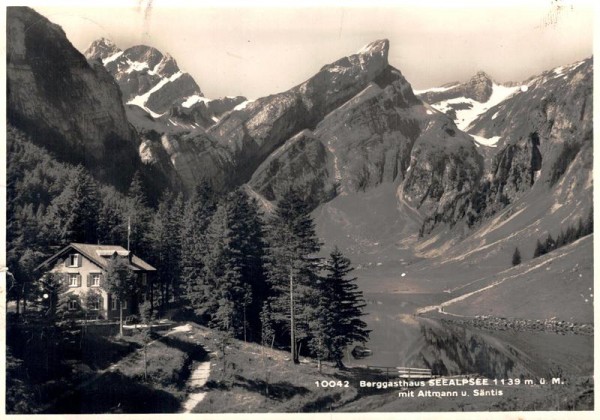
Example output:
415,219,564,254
24,1,595,99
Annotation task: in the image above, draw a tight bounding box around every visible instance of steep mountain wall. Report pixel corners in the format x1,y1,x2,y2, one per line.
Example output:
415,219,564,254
415,59,592,235
7,7,142,189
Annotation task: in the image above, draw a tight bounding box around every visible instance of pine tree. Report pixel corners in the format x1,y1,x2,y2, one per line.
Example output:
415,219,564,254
125,170,152,256
7,205,49,316
544,234,556,253
148,192,184,315
105,255,140,336
181,183,218,318
12,248,48,316
310,247,370,369
45,165,100,244
584,207,593,235
511,247,521,266
200,189,268,340
260,301,276,348
533,239,545,258
229,190,268,341
264,189,322,362
202,201,246,337
556,230,566,248
167,193,185,305
575,217,585,240
38,272,70,326
97,186,128,246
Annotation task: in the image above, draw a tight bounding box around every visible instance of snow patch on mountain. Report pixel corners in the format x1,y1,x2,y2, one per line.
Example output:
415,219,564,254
102,51,123,65
234,100,253,111
182,94,211,108
127,71,183,118
413,84,459,95
126,60,150,74
431,83,521,131
470,134,501,147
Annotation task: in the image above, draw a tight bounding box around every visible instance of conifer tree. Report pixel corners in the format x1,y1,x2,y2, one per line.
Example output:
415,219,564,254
575,217,585,239
97,186,128,246
264,189,322,362
585,207,593,235
533,239,545,258
125,171,152,256
564,225,577,244
511,247,521,266
45,165,100,244
310,247,370,369
148,192,184,314
181,182,219,317
544,234,556,253
105,256,140,336
556,230,566,248
39,272,70,325
202,200,246,336
200,189,267,340
260,301,276,348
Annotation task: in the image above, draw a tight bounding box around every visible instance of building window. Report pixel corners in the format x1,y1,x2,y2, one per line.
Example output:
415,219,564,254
122,300,128,310
111,298,118,310
90,298,100,311
68,300,78,311
68,273,79,287
68,254,80,267
91,273,101,287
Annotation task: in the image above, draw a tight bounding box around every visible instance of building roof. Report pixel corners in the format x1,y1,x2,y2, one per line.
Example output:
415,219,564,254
36,243,157,272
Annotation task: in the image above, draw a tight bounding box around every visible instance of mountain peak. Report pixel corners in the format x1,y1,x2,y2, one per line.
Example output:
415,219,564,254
84,37,122,61
471,70,493,82
319,39,390,78
466,70,494,102
96,37,116,47
357,39,390,61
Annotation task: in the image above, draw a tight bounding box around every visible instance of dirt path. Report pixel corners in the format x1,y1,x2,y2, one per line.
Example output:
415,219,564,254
181,360,211,413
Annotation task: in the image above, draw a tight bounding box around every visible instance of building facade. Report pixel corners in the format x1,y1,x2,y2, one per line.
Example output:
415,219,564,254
36,243,156,320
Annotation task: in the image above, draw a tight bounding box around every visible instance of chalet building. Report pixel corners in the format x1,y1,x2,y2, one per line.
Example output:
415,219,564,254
36,243,156,320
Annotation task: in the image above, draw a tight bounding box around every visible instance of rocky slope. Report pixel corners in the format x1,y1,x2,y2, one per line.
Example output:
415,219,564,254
413,58,592,235
6,7,141,190
85,38,246,129
471,59,592,219
145,39,483,215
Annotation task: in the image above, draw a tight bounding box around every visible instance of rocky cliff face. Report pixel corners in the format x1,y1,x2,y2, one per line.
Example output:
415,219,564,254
207,40,398,185
7,7,140,189
245,41,482,219
136,39,483,219
71,35,488,216
420,58,593,233
249,130,335,209
85,39,246,128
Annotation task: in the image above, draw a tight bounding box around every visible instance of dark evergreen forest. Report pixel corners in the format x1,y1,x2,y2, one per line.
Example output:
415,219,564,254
6,124,369,364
